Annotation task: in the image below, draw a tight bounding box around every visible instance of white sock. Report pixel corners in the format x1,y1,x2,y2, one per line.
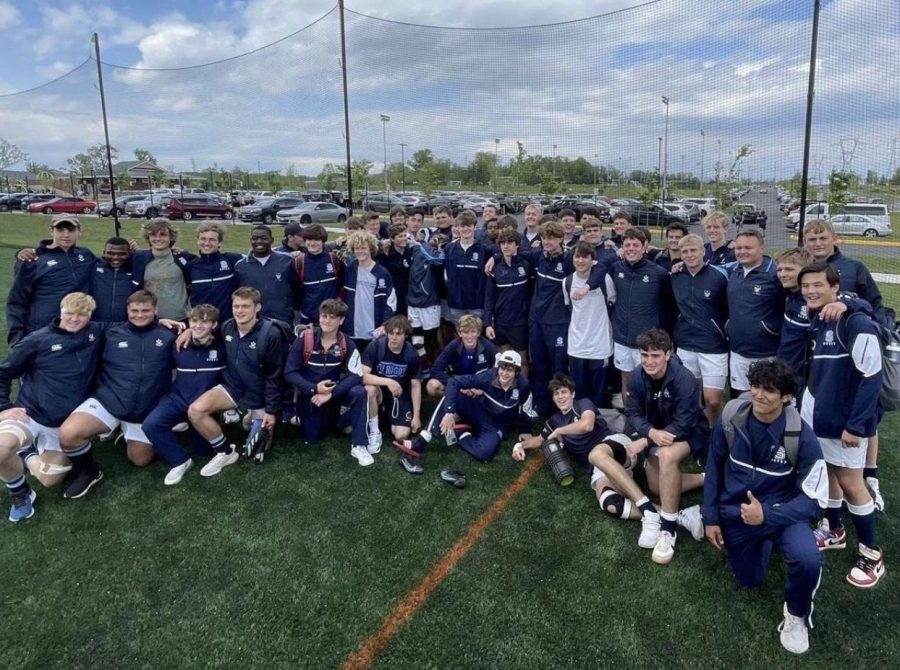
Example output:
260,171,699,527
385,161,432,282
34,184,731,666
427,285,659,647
368,418,380,433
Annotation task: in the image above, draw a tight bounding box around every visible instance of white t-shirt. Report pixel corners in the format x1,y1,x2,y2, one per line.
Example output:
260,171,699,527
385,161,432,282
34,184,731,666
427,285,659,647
564,273,613,359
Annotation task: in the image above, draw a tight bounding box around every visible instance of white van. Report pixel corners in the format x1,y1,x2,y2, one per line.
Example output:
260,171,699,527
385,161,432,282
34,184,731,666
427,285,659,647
785,202,890,229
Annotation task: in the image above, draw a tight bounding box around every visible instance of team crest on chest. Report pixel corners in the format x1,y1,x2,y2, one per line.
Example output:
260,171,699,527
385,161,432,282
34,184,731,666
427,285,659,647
96,267,104,274
46,260,58,267
825,330,835,345
773,445,787,464
511,389,520,399
118,341,128,348
556,262,563,273
518,267,526,276
225,335,233,342
642,275,649,283
472,252,479,261
378,279,386,288
77,254,85,262
618,272,624,278
275,272,282,281
799,305,808,319
327,263,334,273
51,344,63,352
155,339,164,347
220,260,229,271
208,350,218,361
703,289,711,298
249,341,257,349
753,285,761,294
88,333,95,342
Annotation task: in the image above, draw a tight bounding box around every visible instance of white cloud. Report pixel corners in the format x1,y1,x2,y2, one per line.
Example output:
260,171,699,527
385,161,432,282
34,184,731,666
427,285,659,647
37,61,76,79
734,56,781,77
0,1,21,29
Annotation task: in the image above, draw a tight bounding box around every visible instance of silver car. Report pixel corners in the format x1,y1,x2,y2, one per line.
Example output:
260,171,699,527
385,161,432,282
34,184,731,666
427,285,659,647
830,214,892,238
276,201,349,225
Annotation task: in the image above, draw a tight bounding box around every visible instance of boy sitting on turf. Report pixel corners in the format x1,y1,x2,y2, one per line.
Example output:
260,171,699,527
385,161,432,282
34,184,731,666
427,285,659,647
361,315,422,460
513,375,632,504
623,328,708,565
284,299,371,467
426,314,497,397
394,351,536,473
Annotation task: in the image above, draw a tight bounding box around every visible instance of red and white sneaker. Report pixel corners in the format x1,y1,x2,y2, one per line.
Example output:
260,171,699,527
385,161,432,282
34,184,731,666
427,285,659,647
847,544,886,588
813,523,847,551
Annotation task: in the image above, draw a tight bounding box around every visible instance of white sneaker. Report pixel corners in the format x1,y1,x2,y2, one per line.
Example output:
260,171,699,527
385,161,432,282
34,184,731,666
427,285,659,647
164,459,193,486
638,511,661,549
223,409,241,424
678,505,705,541
200,447,239,477
351,446,375,466
367,430,382,454
866,477,885,514
173,422,189,433
778,603,809,654
652,530,676,565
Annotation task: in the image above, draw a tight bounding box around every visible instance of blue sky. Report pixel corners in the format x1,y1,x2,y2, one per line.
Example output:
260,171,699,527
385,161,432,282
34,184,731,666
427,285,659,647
0,0,896,181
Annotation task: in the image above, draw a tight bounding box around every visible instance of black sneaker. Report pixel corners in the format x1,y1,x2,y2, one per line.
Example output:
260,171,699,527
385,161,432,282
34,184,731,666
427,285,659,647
400,456,424,475
440,470,466,489
62,469,104,499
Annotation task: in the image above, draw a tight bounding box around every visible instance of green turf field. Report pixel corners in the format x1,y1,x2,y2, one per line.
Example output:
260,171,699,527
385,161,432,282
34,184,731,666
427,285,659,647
0,214,897,670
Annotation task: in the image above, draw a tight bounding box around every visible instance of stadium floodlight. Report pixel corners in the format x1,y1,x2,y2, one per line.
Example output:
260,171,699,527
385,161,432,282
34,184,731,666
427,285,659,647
380,114,391,192
661,96,670,201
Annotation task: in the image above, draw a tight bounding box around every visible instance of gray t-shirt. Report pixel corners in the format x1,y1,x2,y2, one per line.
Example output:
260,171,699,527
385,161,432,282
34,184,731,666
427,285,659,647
144,253,189,321
353,266,377,338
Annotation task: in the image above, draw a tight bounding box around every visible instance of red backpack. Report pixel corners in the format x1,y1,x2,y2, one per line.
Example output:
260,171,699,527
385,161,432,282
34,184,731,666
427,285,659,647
301,326,348,367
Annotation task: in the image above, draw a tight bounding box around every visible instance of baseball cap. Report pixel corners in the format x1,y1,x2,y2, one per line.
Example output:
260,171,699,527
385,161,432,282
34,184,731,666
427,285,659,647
50,215,81,229
284,222,303,237
495,350,522,369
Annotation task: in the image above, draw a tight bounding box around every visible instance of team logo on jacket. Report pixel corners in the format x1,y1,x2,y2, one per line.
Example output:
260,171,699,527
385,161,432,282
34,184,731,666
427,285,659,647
96,267,104,273
51,344,63,352
703,289,711,299
556,263,563,273
220,260,229,271
178,257,187,266
249,341,257,349
618,272,624,278
663,389,671,398
155,339,164,347
327,263,334,273
773,445,787,465
472,253,479,261
118,341,129,348
511,389,519,399
753,285,761,294
46,260,58,267
518,267,526,276
825,329,835,345
78,254,85,262
208,350,218,361
799,305,808,319
88,333,95,342
555,337,564,347
275,273,283,281
478,354,485,363
378,279,386,288
225,335,233,342
642,275,649,283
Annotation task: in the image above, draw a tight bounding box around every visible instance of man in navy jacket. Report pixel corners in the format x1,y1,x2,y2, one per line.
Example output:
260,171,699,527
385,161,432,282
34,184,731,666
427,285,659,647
624,329,708,566
284,299,369,466
799,262,885,589
186,223,244,321
483,229,532,379
293,224,342,325
0,292,104,522
234,225,300,326
726,230,784,397
671,234,729,425
702,358,826,654
143,304,227,486
426,314,497,397
443,211,487,325
89,237,134,323
6,216,95,346
58,290,178,499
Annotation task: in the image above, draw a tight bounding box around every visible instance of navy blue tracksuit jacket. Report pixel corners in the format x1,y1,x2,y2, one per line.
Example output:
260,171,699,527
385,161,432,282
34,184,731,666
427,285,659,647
377,246,414,316
6,242,95,346
704,242,735,266
430,337,497,385
406,243,443,310
609,257,673,348
671,264,729,354
625,356,709,462
726,257,784,358
234,253,300,325
186,251,244,320
90,259,134,323
444,239,488,311
220,318,287,415
295,250,342,323
0,320,105,427
93,321,177,423
826,248,885,325
484,254,532,329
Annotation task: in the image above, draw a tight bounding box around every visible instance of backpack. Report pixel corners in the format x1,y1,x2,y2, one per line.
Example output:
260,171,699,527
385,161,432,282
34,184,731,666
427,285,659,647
256,318,294,365
294,251,338,284
721,392,801,467
836,312,900,412
300,326,348,367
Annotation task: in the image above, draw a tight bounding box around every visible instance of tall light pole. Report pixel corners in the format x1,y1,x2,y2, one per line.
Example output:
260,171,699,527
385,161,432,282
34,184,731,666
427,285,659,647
657,137,663,199
700,129,706,191
494,138,500,190
661,96,670,201
399,142,407,193
553,144,558,180
716,139,722,185
380,114,391,192
594,153,598,191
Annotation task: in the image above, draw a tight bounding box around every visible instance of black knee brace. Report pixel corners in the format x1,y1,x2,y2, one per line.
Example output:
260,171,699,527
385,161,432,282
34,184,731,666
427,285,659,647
598,486,632,519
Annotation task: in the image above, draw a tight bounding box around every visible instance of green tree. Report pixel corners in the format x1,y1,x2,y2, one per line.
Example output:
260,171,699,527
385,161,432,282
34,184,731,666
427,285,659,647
408,149,434,174
468,152,497,186
539,167,563,199
115,171,132,193
318,163,344,193
0,138,28,171
133,148,157,164
827,170,853,214
350,160,373,200
25,161,50,174
66,144,118,173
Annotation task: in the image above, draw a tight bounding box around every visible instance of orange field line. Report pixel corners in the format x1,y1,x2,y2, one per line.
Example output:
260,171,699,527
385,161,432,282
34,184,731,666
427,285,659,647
338,455,544,670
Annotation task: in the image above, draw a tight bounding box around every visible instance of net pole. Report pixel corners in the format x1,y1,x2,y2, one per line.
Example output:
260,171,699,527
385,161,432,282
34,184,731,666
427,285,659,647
339,0,354,214
93,33,120,237
798,0,822,248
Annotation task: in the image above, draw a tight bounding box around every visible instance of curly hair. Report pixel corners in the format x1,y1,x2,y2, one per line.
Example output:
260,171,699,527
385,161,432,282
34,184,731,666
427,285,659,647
747,358,798,397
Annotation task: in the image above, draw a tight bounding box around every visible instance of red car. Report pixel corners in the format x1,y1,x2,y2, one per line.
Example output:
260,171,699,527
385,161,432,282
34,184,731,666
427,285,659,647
162,195,234,221
28,197,97,215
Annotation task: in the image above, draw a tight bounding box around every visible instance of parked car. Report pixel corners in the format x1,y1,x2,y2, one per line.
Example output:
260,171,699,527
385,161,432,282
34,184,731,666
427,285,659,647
400,195,430,215
830,214,892,238
680,197,718,217
129,196,174,218
99,195,147,217
18,193,58,211
28,197,97,215
239,197,307,224
427,195,462,215
359,193,411,214
785,202,890,228
163,195,234,221
621,203,685,227
0,193,30,211
732,203,762,225
276,202,349,225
